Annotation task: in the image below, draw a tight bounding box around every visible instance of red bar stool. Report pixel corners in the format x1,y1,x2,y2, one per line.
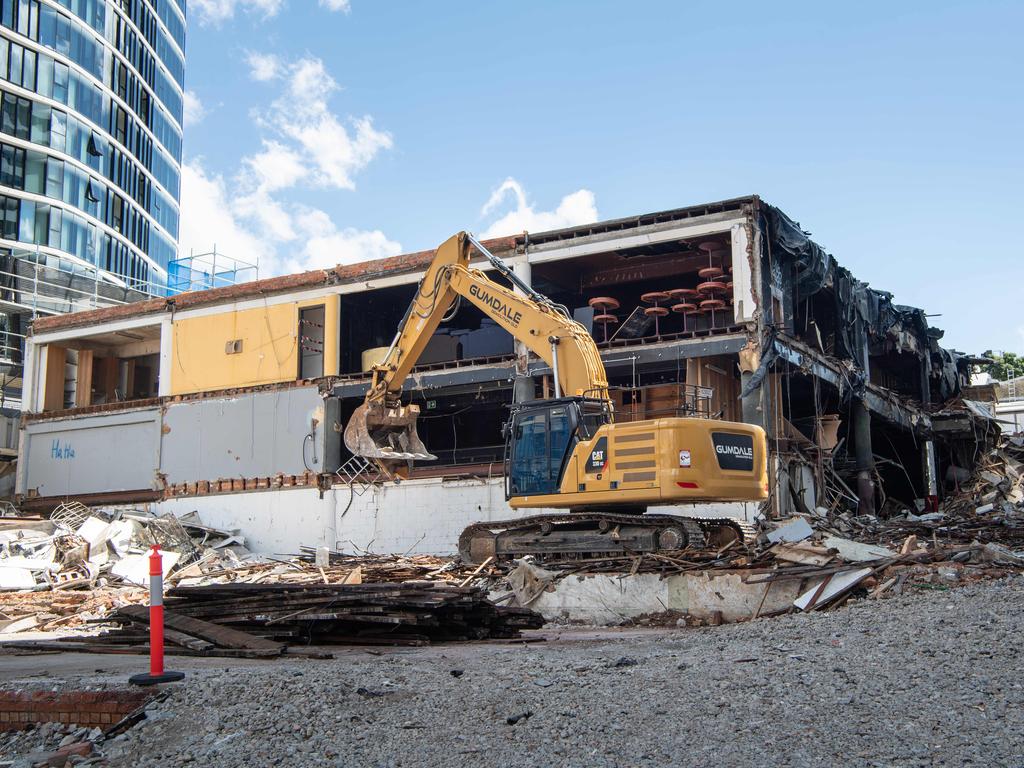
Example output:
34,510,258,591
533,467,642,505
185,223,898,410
588,296,620,342
641,291,670,337
668,288,699,333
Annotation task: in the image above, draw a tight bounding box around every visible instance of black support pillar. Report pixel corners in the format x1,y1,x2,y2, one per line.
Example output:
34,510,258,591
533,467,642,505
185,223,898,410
853,398,875,515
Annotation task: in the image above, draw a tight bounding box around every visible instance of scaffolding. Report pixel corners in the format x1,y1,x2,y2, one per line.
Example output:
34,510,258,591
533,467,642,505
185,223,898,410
167,247,258,295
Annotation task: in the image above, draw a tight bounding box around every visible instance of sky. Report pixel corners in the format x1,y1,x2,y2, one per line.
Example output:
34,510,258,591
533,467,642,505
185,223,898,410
180,0,1023,355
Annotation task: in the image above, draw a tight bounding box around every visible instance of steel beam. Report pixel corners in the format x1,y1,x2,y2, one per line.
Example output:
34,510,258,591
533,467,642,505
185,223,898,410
331,334,748,400
772,336,930,432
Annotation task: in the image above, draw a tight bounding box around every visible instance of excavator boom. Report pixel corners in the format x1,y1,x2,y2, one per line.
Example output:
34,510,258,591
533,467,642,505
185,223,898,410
344,232,608,474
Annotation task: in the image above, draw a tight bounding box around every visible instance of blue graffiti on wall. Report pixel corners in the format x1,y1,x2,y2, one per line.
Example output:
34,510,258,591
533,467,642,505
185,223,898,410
51,440,75,459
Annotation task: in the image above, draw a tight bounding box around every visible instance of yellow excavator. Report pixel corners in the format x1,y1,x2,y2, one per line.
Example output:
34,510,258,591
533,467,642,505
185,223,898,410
344,232,768,562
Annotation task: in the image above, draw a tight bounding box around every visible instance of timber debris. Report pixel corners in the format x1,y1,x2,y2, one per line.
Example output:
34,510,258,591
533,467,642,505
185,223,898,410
8,583,544,657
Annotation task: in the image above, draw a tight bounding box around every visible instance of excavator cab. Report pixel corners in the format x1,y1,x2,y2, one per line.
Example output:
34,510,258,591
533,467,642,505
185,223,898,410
504,397,611,499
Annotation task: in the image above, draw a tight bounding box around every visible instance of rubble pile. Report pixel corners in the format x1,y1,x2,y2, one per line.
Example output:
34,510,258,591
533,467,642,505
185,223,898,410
0,502,245,594
1,436,1022,641
1,720,107,765
0,503,260,636
173,547,489,587
0,510,501,642
800,434,1024,549
0,587,145,634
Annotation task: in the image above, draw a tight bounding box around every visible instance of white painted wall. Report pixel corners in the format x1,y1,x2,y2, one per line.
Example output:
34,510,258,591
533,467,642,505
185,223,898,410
149,477,763,556
154,488,335,556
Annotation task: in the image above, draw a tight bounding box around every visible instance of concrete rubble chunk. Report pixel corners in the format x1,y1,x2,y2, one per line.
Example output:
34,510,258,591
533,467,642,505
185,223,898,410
0,566,37,590
979,470,1006,488
794,567,873,611
821,535,896,563
111,551,180,586
0,614,38,633
769,542,835,566
765,517,813,544
506,559,558,606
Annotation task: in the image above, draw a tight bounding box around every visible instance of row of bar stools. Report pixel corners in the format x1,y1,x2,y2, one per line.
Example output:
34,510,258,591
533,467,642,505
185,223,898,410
697,241,731,327
588,296,620,341
640,291,670,336
667,288,700,331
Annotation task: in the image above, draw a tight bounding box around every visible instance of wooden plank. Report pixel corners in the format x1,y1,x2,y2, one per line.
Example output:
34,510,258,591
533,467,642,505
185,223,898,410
163,628,214,652
118,605,284,653
43,345,66,411
75,349,94,408
458,556,495,588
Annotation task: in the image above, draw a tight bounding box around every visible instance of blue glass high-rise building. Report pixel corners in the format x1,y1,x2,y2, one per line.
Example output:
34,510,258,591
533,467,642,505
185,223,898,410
0,0,183,405
0,0,183,287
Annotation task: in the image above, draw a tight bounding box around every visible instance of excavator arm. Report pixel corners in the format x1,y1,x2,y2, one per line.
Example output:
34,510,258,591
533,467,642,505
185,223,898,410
344,231,609,473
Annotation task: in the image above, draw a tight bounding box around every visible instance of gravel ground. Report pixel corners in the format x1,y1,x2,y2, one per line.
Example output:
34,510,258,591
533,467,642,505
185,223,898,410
6,576,1024,767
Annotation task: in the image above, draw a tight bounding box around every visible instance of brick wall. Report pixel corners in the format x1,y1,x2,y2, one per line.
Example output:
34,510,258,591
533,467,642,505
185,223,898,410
0,689,153,731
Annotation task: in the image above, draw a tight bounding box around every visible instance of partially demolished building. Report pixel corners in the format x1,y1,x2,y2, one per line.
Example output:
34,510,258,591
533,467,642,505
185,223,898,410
13,196,986,554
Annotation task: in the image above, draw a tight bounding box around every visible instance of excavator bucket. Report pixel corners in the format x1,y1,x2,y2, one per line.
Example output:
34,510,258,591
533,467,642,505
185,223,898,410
343,402,437,463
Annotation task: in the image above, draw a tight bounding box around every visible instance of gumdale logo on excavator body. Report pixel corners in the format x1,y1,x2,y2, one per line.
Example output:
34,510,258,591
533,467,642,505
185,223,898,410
469,285,523,327
715,444,753,459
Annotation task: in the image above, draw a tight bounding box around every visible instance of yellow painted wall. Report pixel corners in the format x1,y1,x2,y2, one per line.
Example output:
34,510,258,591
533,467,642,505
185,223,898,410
170,295,339,395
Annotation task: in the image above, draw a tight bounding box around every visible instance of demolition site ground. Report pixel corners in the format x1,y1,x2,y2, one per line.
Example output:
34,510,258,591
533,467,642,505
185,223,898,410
3,575,1023,768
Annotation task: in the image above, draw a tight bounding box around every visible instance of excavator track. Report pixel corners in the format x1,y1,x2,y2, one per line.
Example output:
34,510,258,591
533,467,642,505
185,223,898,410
458,512,757,564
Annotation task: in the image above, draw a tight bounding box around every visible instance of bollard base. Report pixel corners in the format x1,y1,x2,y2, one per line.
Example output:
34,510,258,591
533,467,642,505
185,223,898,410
129,670,185,686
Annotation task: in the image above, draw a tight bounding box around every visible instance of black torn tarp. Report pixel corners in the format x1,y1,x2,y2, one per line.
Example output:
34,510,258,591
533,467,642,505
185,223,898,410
762,207,835,296
762,203,964,403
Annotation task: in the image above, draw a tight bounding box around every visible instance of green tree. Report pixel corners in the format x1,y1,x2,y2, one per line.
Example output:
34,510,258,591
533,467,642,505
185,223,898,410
982,351,1023,380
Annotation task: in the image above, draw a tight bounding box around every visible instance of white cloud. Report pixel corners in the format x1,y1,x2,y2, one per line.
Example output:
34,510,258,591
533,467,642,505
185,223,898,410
265,57,392,190
319,0,351,11
190,0,283,24
179,160,275,266
183,90,206,127
281,208,402,273
246,52,281,82
242,140,307,193
179,54,397,277
234,189,297,243
180,160,401,277
479,178,598,238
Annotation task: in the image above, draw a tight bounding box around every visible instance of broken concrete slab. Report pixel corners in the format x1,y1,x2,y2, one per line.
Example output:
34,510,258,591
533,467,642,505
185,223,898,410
770,542,835,566
0,567,36,590
794,567,872,611
765,517,814,544
111,551,180,586
507,559,558,606
525,573,668,624
822,535,896,563
0,614,38,633
523,570,807,625
685,572,803,622
75,517,113,550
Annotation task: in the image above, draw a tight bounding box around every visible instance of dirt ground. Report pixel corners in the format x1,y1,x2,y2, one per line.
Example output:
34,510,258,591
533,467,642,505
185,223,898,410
4,576,1024,767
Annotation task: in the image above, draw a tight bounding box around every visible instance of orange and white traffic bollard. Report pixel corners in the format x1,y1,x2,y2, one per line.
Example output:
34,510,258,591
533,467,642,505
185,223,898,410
130,545,184,686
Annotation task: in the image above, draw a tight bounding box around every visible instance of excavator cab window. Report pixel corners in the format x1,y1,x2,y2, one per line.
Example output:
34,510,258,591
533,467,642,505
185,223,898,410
578,399,611,439
506,401,579,498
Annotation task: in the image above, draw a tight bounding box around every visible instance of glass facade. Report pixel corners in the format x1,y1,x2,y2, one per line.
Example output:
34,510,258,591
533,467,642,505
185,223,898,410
0,0,183,291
